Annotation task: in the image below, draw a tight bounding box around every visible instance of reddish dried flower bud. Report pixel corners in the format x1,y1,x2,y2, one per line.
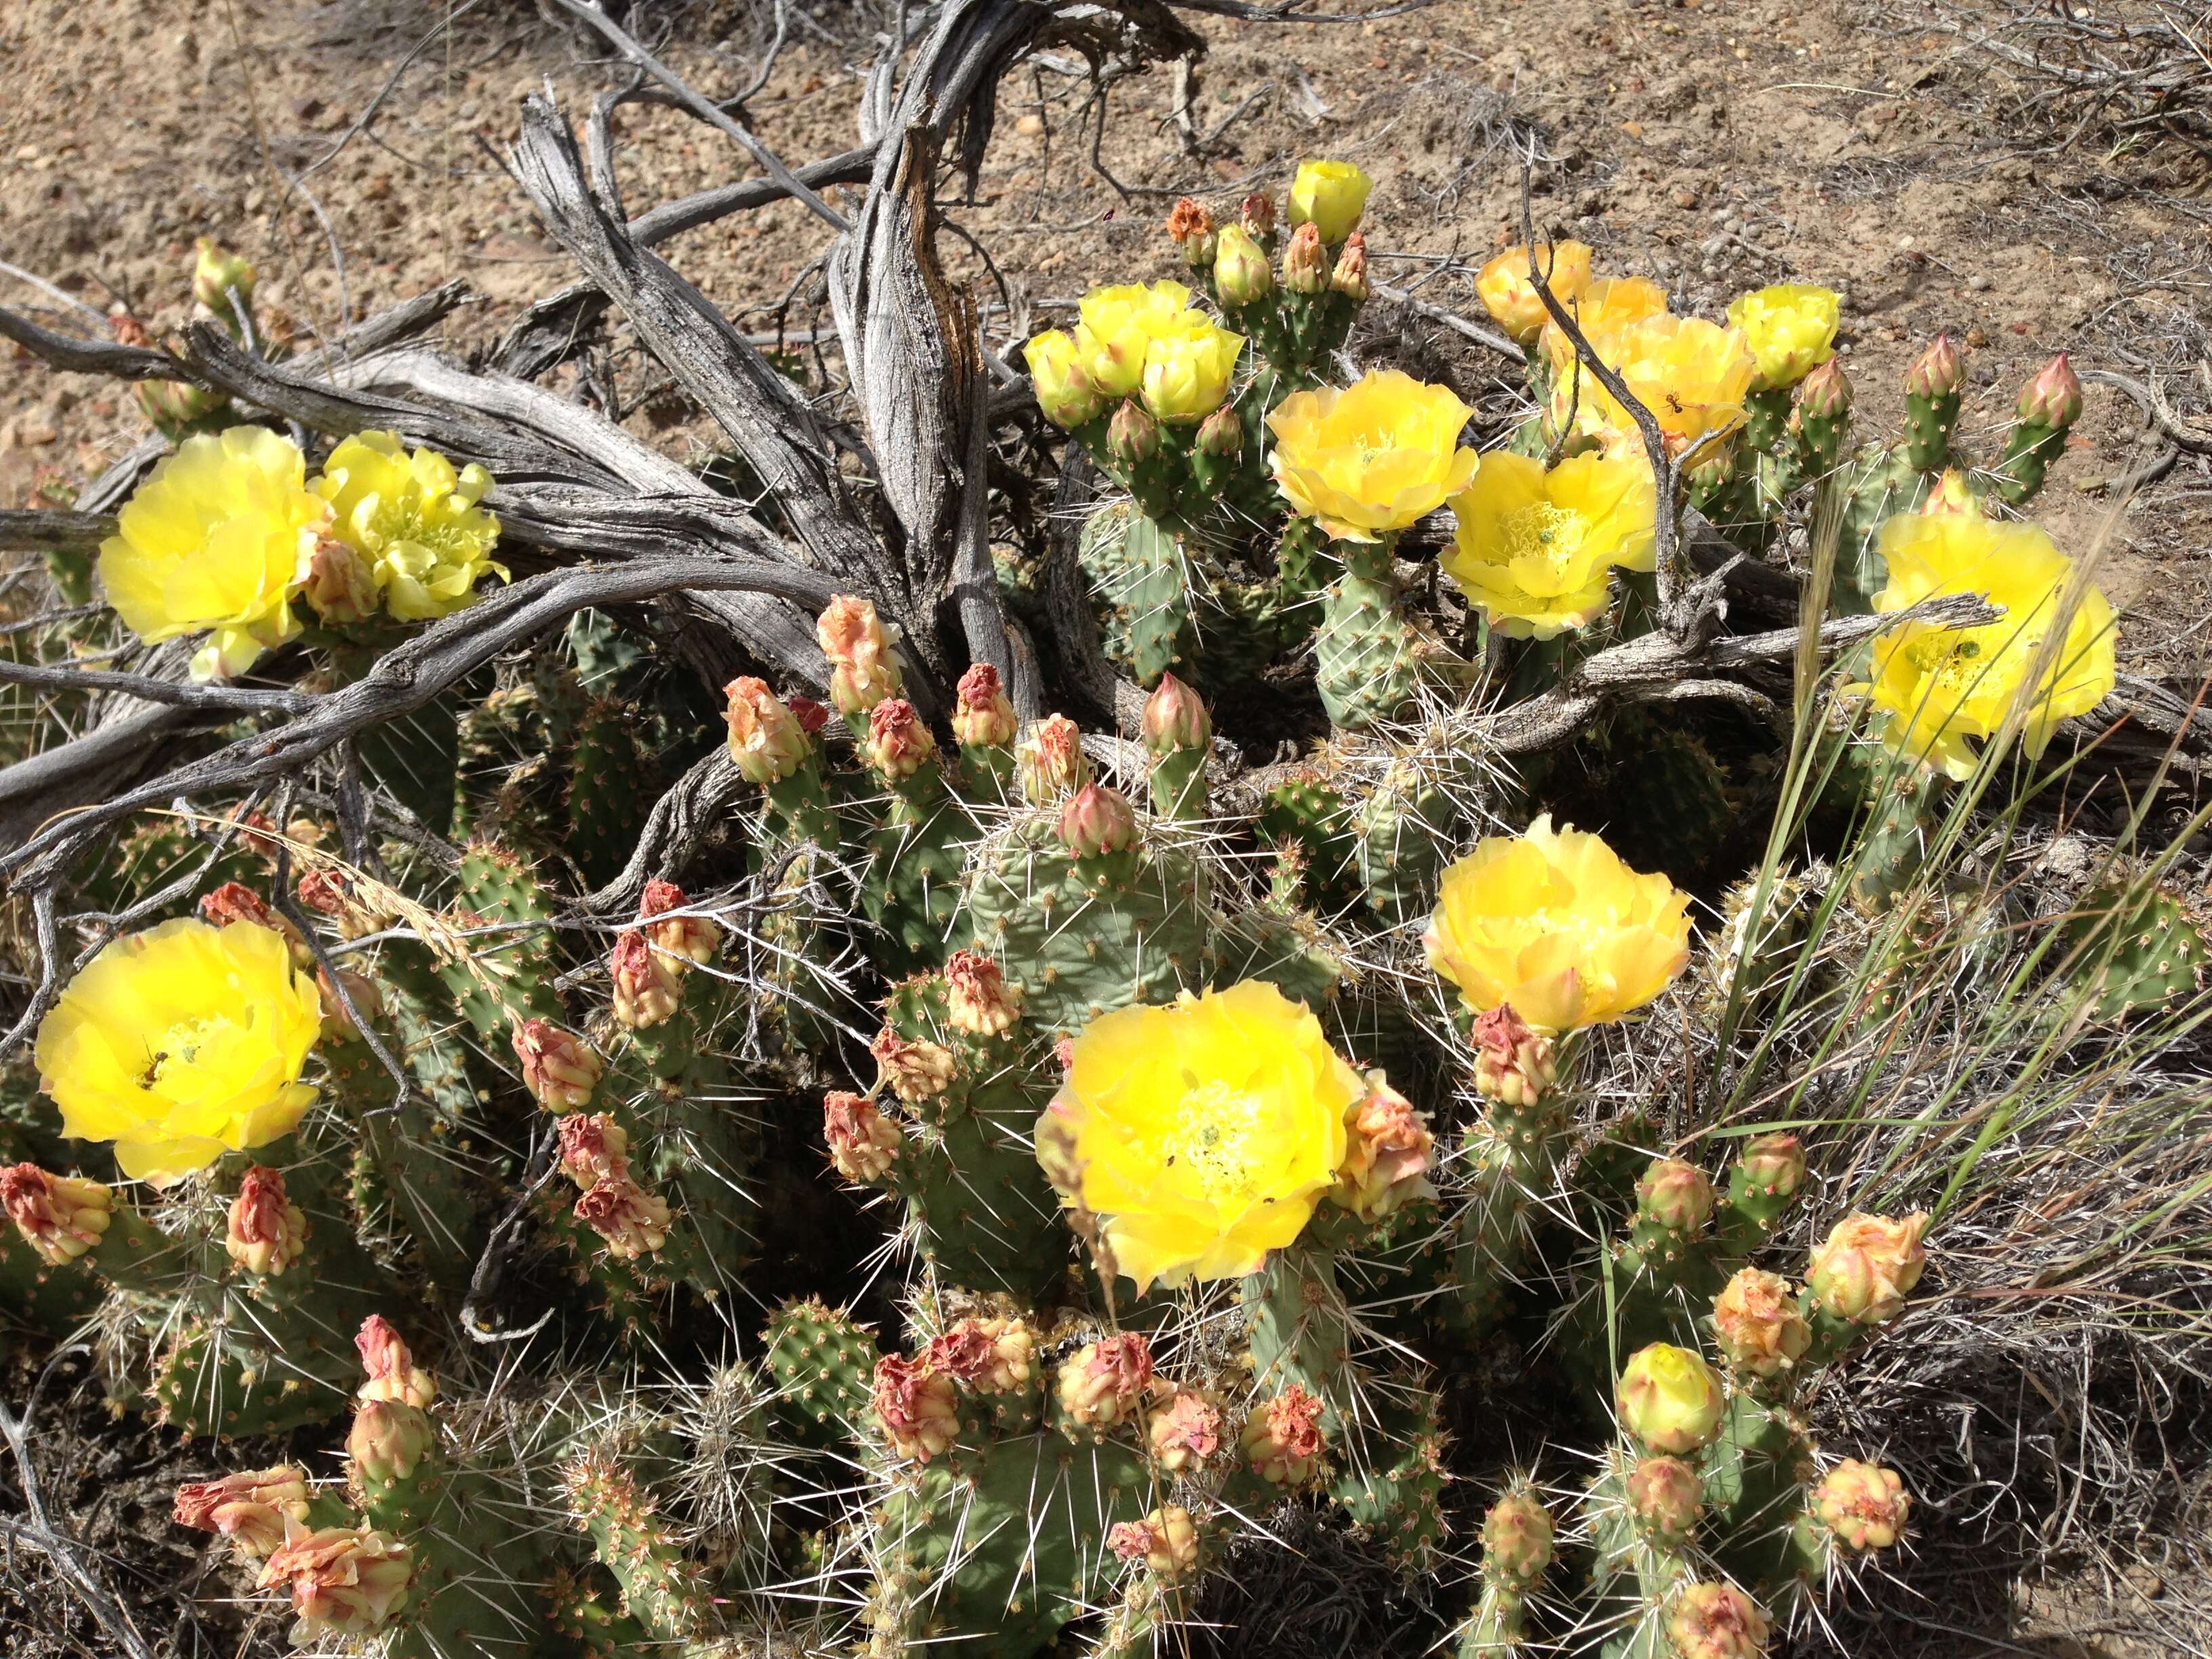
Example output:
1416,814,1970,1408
1811,1460,1910,1553
870,1029,957,1103
224,804,283,862
1167,198,1217,268
1333,1073,1436,1223
1282,222,1329,295
1469,1004,1558,1111
1242,1385,1328,1485
573,1174,673,1261
1149,1391,1224,1473
109,308,152,348
640,880,720,966
1637,1158,1716,1236
945,949,1023,1036
2017,351,2083,429
1626,1455,1705,1547
1142,673,1211,756
1108,1504,1200,1577
951,663,1018,748
556,1113,630,1190
925,1317,1037,1395
200,882,280,931
174,1466,311,1560
0,1164,112,1265
355,1315,436,1408
609,930,683,1029
1665,1582,1772,1659
863,697,939,780
256,1524,415,1641
873,1353,960,1462
1482,1492,1555,1589
226,1166,308,1277
348,1399,434,1486
787,695,831,734
823,1090,903,1183
817,595,903,716
303,533,378,626
723,676,813,785
512,1019,603,1113
1330,232,1371,302
1017,714,1090,804
1059,782,1139,857
1241,192,1277,239
1057,1333,1155,1431
1806,1212,1929,1326
295,869,382,939
1711,1267,1812,1378
1903,333,1964,401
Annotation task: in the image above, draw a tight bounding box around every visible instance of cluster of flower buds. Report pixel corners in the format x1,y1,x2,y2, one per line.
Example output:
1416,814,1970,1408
823,1090,905,1183
872,1352,961,1462
1241,1384,1327,1485
1017,713,1090,804
950,663,1017,750
1710,1267,1811,1380
1148,1389,1225,1473
0,1163,112,1265
356,1314,438,1410
1469,1004,1559,1116
862,698,938,780
1107,1504,1201,1578
556,1113,673,1261
1057,1332,1155,1433
817,596,903,717
870,1028,956,1104
944,949,1023,1037
1332,1073,1436,1223
512,1018,604,1112
724,676,816,785
173,1466,312,1561
1805,1212,1927,1326
224,1166,308,1277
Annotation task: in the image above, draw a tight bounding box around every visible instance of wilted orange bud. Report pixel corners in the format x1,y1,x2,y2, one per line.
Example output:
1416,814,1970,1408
873,1353,960,1462
1329,232,1370,303
823,1090,903,1183
1017,713,1090,804
1282,221,1328,295
555,1113,630,1190
0,1164,112,1265
1057,1333,1154,1431
512,1019,602,1112
1711,1267,1811,1378
640,880,720,966
573,1174,673,1261
951,663,1018,748
1666,1582,1772,1659
1811,1459,1909,1552
1469,1004,1558,1111
925,1317,1036,1396
302,534,378,626
200,882,281,931
870,1029,956,1103
1806,1212,1927,1325
863,697,939,779
1168,198,1217,267
1241,192,1276,239
355,1315,436,1408
255,1524,415,1640
945,949,1023,1036
1149,1390,1225,1473
723,676,812,785
225,1166,308,1277
1242,1384,1327,1484
817,595,903,715
609,930,682,1029
1332,1073,1435,1223
1107,1504,1201,1577
173,1466,310,1559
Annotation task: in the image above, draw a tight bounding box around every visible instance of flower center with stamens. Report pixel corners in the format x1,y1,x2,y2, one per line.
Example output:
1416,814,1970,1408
1162,1078,1269,1208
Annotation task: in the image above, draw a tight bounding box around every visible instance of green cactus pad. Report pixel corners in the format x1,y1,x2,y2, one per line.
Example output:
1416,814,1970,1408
763,1299,882,1447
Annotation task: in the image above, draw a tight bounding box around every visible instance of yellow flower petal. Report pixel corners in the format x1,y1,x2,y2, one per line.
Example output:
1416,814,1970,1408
314,431,507,623
1444,453,1656,639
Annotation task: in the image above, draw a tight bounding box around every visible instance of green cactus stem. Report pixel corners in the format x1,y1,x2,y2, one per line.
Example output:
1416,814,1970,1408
1315,537,1423,731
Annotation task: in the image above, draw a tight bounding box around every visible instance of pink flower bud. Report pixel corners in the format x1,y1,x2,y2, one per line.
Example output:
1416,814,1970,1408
556,1113,630,1190
870,1029,957,1103
256,1524,415,1641
1059,782,1139,857
873,1353,960,1462
1282,222,1328,295
2017,351,2083,429
356,1315,436,1408
951,663,1018,748
1469,1004,1558,1111
1626,1456,1704,1547
348,1399,433,1486
723,676,813,785
199,882,280,931
174,1466,310,1559
863,697,939,780
1807,1212,1927,1325
1796,358,1852,420
1056,1333,1155,1431
1481,1492,1555,1589
1242,1384,1327,1485
302,533,379,626
1636,1158,1716,1236
1811,1460,1910,1553
225,1166,308,1277
1108,1504,1201,1577
1141,673,1211,755
1107,399,1162,468
1330,232,1370,302
823,1090,903,1183
573,1174,673,1261
945,949,1024,1036
925,1317,1037,1395
1195,403,1243,459
316,966,385,1040
1148,1391,1224,1473
1333,1073,1436,1223
609,930,683,1029
640,880,720,965
512,1019,603,1112
1665,1582,1772,1659
0,1164,112,1265
1017,714,1090,804
1903,333,1964,401
1711,1267,1811,1378
1734,1132,1805,1202
816,595,903,716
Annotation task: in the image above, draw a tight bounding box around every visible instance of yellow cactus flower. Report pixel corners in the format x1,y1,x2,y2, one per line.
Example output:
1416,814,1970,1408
1040,979,1362,1292
1617,1342,1728,1454
1425,814,1693,1032
33,918,322,1186
98,426,329,680
1854,511,2116,779
1476,242,1594,347
1139,313,1245,424
314,431,507,622
1267,369,1479,541
1725,283,1841,391
1287,159,1374,244
1073,281,1197,399
1538,275,1671,374
1564,314,1756,458
1442,453,1656,639
1024,328,1104,430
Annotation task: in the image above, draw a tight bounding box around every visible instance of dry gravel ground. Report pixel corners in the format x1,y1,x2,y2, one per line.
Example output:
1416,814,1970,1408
2,0,2210,1654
